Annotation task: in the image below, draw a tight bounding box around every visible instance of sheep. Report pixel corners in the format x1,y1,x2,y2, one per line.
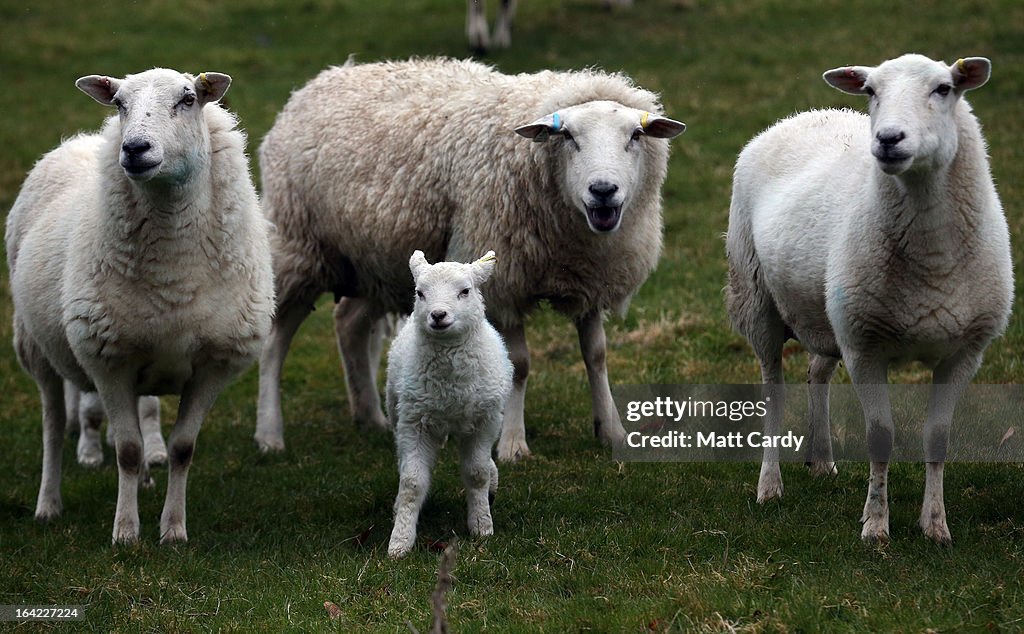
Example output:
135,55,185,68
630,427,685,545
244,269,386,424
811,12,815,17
466,0,633,53
386,250,512,558
64,382,166,469
725,54,1012,544
5,68,275,544
254,57,685,461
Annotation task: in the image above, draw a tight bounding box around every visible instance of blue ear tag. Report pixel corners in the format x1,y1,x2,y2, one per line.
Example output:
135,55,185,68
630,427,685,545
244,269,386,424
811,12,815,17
551,112,562,132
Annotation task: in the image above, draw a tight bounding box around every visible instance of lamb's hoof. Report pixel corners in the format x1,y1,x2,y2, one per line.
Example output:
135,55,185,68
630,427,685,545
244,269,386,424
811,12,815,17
806,461,838,477
860,516,890,544
255,433,285,454
34,499,63,522
160,523,188,544
920,516,952,546
496,437,531,463
77,445,104,468
756,466,784,503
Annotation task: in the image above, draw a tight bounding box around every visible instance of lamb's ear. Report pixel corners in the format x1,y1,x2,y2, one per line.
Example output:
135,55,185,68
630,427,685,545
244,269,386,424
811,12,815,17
76,75,121,106
195,72,231,104
639,112,686,139
951,57,990,92
409,250,429,282
471,251,496,285
823,66,872,95
515,113,564,142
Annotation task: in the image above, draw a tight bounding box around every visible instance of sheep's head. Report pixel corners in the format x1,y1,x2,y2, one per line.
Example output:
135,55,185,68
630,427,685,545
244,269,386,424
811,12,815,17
76,68,231,184
515,101,685,234
824,54,990,176
409,250,495,340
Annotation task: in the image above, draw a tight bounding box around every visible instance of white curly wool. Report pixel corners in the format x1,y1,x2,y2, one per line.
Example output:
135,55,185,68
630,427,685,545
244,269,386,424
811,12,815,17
6,68,275,544
726,54,1012,544
386,251,513,558
255,57,685,461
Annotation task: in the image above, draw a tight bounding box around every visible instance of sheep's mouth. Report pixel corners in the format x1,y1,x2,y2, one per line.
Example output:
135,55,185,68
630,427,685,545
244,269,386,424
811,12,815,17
872,148,912,172
121,159,162,179
585,205,623,233
429,321,453,332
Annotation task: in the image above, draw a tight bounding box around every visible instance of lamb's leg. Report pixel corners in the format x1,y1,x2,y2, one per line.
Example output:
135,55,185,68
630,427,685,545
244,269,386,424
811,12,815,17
160,366,235,544
35,367,67,521
806,354,839,477
101,379,145,544
466,0,490,53
575,310,625,447
76,390,105,468
847,357,893,543
255,300,313,452
492,0,517,48
496,322,530,462
139,396,166,467
388,432,441,558
334,297,390,431
459,430,499,539
919,350,981,545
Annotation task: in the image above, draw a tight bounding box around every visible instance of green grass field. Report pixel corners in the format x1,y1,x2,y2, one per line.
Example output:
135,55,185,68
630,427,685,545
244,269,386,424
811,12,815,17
2,0,1023,630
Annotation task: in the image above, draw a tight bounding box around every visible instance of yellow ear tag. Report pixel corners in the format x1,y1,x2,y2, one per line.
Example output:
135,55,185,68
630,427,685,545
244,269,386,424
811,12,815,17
474,252,497,266
955,58,967,74
640,111,650,130
199,72,212,90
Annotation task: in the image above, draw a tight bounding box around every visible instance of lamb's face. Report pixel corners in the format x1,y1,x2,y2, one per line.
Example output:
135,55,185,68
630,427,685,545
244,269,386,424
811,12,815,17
76,68,231,184
823,54,991,176
409,251,495,341
516,101,685,234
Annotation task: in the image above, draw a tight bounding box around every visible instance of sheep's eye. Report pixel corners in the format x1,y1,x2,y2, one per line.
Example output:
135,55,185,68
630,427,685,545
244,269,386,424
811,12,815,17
416,290,425,300
112,98,126,113
630,128,644,143
458,288,471,298
180,93,196,107
863,86,876,97
934,84,952,97
561,129,580,150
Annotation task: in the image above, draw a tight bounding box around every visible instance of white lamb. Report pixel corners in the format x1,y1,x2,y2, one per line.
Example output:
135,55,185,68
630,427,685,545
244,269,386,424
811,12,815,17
255,58,685,462
64,382,166,469
466,0,633,52
386,250,512,558
5,68,275,544
726,54,1013,544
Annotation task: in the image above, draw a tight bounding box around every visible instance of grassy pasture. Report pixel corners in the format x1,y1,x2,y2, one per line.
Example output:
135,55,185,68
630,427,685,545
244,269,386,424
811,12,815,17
1,0,1023,630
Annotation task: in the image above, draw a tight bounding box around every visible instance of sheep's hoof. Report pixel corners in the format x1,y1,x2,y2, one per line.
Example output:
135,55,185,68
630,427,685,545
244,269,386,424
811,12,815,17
920,516,952,546
34,500,63,522
254,433,286,454
77,446,104,468
496,438,531,463
112,522,141,546
159,523,188,544
756,464,784,503
145,448,168,468
356,412,392,433
860,517,890,544
806,461,838,477
388,538,413,559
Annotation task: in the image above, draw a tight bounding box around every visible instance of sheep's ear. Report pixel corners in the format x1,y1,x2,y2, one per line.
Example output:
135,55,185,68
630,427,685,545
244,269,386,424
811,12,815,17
76,75,121,106
639,112,686,139
471,251,496,285
823,66,872,95
951,57,990,92
195,72,231,104
514,113,565,142
409,250,429,281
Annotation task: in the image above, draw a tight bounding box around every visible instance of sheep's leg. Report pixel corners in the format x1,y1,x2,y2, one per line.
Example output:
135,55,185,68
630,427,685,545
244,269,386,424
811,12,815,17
388,431,442,558
64,380,81,436
255,300,313,452
160,366,234,544
492,0,517,48
575,310,626,447
101,379,145,544
334,297,390,431
496,322,531,462
919,350,980,545
76,391,105,468
459,429,499,539
139,396,166,467
466,0,490,53
757,355,786,502
35,367,67,521
847,358,893,543
806,354,839,477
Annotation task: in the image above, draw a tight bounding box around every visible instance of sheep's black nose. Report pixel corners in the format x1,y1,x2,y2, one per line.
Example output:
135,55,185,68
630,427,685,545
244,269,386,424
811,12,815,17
876,130,906,148
588,181,619,201
122,139,151,157
430,310,447,323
